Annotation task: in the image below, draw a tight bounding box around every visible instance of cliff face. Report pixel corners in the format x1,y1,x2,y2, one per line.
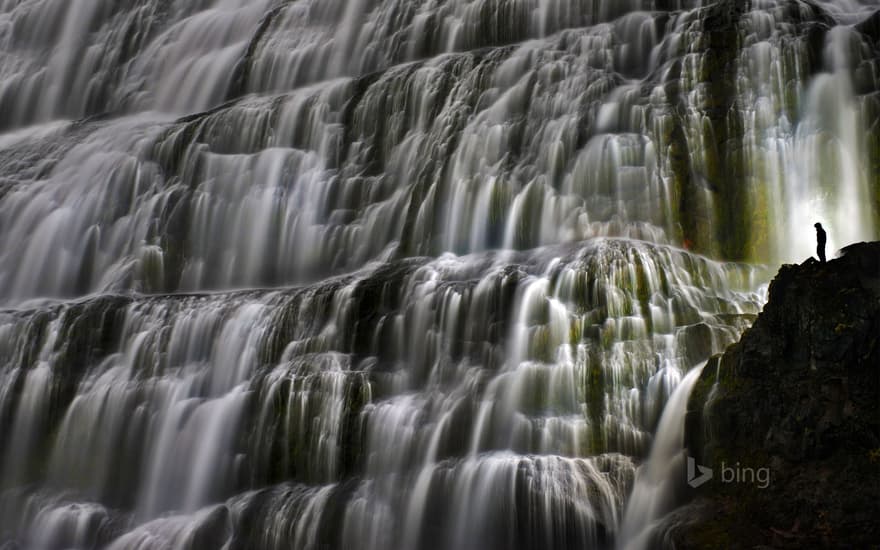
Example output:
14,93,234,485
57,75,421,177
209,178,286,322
675,242,880,548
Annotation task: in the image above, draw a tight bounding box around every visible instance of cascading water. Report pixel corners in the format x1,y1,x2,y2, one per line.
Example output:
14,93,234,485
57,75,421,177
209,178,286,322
0,0,877,548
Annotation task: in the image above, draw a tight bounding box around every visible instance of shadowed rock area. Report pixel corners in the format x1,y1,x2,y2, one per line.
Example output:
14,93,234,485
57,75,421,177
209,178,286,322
669,242,880,548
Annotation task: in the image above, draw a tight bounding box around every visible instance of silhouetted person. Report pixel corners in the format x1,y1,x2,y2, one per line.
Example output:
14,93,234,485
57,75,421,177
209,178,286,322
815,222,826,263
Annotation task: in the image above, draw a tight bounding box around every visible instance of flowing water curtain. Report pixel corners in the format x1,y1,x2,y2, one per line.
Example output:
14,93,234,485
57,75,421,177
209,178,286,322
0,0,878,549
736,0,880,261
0,7,752,303
1,0,873,305
0,241,763,548
0,0,705,128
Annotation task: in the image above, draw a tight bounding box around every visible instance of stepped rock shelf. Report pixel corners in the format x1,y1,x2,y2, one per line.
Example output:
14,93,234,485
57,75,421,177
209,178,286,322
1,0,880,548
0,239,763,549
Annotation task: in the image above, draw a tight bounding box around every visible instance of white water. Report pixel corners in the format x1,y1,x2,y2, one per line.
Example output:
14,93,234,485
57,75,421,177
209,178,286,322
618,363,705,550
0,0,877,548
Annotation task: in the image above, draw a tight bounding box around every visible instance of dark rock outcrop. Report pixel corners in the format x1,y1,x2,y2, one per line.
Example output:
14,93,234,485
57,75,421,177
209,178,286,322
673,242,880,548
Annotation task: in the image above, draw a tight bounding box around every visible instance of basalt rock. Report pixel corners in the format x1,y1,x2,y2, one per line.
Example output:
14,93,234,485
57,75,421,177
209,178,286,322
674,242,880,548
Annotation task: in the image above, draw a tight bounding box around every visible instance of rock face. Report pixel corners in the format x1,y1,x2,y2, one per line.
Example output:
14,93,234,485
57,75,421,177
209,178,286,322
675,242,880,548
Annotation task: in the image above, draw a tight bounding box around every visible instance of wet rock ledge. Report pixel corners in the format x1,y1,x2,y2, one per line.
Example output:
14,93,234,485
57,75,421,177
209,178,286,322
672,242,880,548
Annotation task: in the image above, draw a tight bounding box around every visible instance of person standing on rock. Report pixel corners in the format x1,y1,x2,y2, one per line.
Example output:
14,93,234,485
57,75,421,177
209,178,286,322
814,222,826,263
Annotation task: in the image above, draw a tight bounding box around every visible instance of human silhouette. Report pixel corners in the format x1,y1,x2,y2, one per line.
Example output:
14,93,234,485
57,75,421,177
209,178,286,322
814,222,826,263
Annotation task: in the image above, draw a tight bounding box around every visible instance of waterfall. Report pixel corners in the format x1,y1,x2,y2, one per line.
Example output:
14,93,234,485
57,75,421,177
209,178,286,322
0,0,877,548
617,363,705,550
